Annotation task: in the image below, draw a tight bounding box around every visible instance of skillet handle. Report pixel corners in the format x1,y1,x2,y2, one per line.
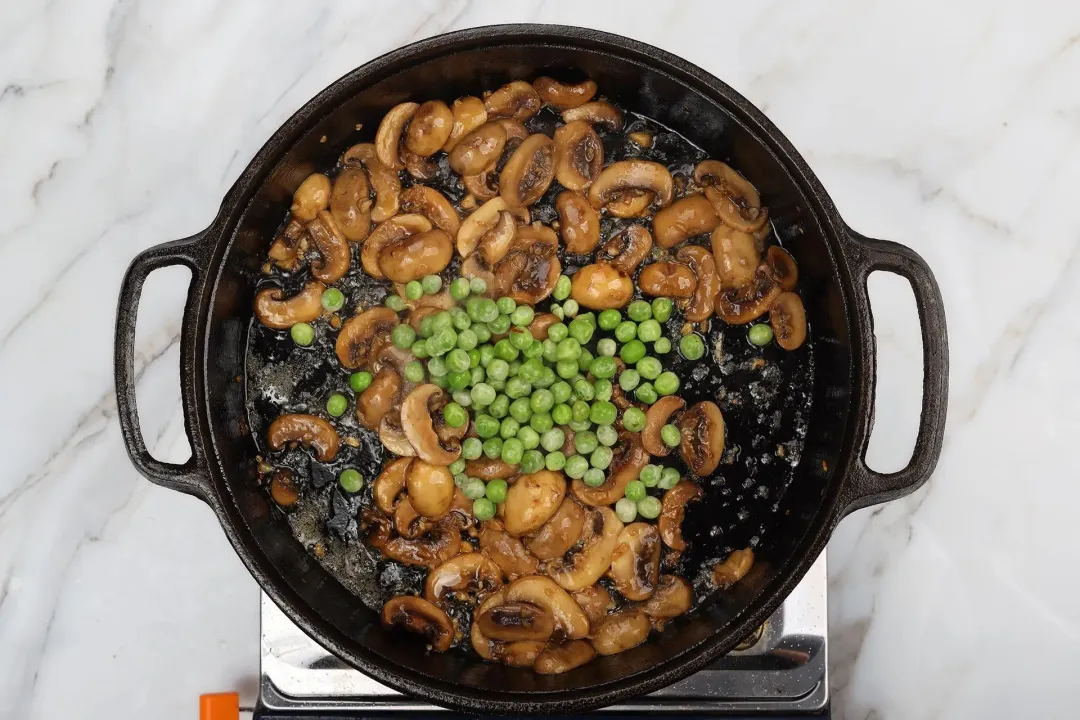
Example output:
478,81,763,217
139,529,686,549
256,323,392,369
114,232,213,502
840,229,949,515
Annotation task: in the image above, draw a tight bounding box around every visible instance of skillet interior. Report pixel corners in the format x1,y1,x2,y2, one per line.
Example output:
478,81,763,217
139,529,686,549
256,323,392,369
198,28,856,710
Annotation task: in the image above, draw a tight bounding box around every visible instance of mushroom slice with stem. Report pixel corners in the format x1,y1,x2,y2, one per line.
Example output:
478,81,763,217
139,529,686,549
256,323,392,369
374,101,419,170
553,120,603,192
268,468,300,508
267,218,304,271
711,224,761,291
500,134,556,208
694,160,768,234
456,196,529,258
715,265,781,325
394,497,432,539
658,480,703,551
609,522,662,601
604,189,654,219
357,368,401,430
405,100,453,157
479,519,540,579
555,191,600,254
341,143,400,223
424,552,504,604
290,173,331,222
378,228,454,283
712,548,755,589
442,95,488,152
545,506,624,592
335,307,398,370
572,431,649,506
267,414,339,462
400,186,461,236
379,410,417,457
329,167,372,243
381,596,455,652
524,497,585,560
471,592,547,667
403,149,437,181
653,194,719,249
476,602,554,643
562,101,624,133
642,396,686,457
253,281,325,329
534,640,596,675
478,210,517,266
504,575,590,640
493,225,561,305
501,470,566,537
590,609,651,656
401,385,462,465
628,130,653,147
462,170,500,201
678,401,725,477
643,575,694,625
406,459,455,520
638,262,697,298
361,214,433,279
597,225,652,275
305,211,351,284
769,291,807,350
675,245,720,322
533,76,598,110
766,246,798,291
466,457,519,481
571,584,614,627
484,80,541,121
569,262,634,311
364,511,462,568
373,457,413,514
449,121,507,177
589,160,673,213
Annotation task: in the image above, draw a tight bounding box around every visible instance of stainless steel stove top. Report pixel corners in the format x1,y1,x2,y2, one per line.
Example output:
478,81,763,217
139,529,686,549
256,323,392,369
258,552,827,715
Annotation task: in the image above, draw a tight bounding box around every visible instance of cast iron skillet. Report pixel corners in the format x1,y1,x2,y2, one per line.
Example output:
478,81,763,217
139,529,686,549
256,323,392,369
114,25,948,714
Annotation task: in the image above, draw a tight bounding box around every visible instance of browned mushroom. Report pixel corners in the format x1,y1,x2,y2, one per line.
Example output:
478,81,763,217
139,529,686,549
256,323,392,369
335,307,398,370
267,218,305,271
658,481,703,551
500,134,556,208
485,81,541,121
379,412,417,457
449,121,507,176
569,262,634,310
381,595,454,652
555,191,600,254
712,548,755,589
572,431,649,506
711,224,761,291
462,171,500,201
495,118,529,143
493,225,561,305
676,245,720,322
769,292,807,350
590,609,651,656
361,214,433,279
424,553,503,604
400,186,461,236
377,228,454,283
329,167,372,242
504,575,590,640
766,246,798,291
653,194,719,249
362,510,461,567
374,457,412,514
357,368,401,430
695,160,768,234
478,210,517,266
553,120,603,192
562,100,624,133
442,96,488,152
470,592,547,667
501,470,566,536
642,575,693,623
546,506,624,592
527,313,560,341
405,100,453,157
642,396,686,457
476,602,554,643
401,385,462,465
254,281,325,329
405,459,455,519
572,584,614,626
341,143,400,223
533,77,598,110
306,211,350,284
290,173,331,222
638,262,697,298
609,522,662,601
678,401,725,476
456,196,529,258
374,101,419,170
479,519,540,579
404,149,438,180
604,189,655,218
394,497,431,539
524,497,585,560
466,457,519,481
268,468,299,508
598,225,653,275
534,640,597,675
715,265,781,325
588,160,673,214
267,414,339,462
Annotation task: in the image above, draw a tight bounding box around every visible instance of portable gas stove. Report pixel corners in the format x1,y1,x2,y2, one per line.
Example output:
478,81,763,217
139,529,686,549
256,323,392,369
249,552,828,718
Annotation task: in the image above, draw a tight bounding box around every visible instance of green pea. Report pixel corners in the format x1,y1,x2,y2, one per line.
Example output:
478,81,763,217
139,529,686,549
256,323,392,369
529,389,554,414
488,314,512,335
590,445,614,470
487,359,510,382
451,308,472,331
533,365,555,387
403,361,425,383
654,337,672,354
349,371,373,392
571,400,591,423
567,318,593,345
624,480,646,502
615,498,638,523
574,431,599,455
523,340,545,360
421,275,442,294
510,305,535,327
384,294,405,312
420,315,436,339
640,464,661,487
573,379,595,401
432,311,453,332
475,414,500,438
749,323,775,346
501,438,524,465
518,358,544,383
545,451,567,471
510,327,534,351
636,356,662,380
542,339,558,363
426,356,448,378
680,333,706,360
589,400,617,426
618,369,641,392
562,299,580,318
473,323,492,344
477,298,499,323
596,338,616,357
517,426,540,450
659,467,681,489
339,468,363,493
598,309,621,330
497,296,516,315
592,379,611,403
620,339,647,365
583,468,606,487
553,274,572,301
486,478,509,504
446,348,470,373
506,377,531,399
551,403,572,425
655,371,680,396
290,322,315,346
589,356,617,380
554,338,580,362
326,393,347,417
434,326,457,353
462,437,483,460
471,383,496,406
627,300,652,322
450,277,471,300
567,419,591,432
473,497,496,521
577,348,594,373
410,340,429,360
322,287,345,311
488,378,505,392
455,328,478,351
453,390,473,408
565,455,589,479
551,304,565,320
443,402,468,428
489,395,510,419
499,417,520,440
470,277,488,295
651,297,673,322
551,381,572,405
520,449,545,474
615,320,637,343
637,319,661,343
661,424,682,447
494,339,519,362
637,496,662,519
430,373,449,389
540,428,565,452
529,412,553,433
548,322,568,343
596,424,618,447
463,478,487,500
470,366,485,385
509,397,532,423
556,359,579,379
635,382,658,404
483,437,504,459
448,367,470,387
622,407,646,432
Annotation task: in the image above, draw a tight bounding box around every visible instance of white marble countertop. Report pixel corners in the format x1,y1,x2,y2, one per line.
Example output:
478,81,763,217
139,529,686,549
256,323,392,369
2,1,1078,718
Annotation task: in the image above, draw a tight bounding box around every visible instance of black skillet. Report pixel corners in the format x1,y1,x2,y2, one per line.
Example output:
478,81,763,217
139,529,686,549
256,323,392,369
114,25,948,715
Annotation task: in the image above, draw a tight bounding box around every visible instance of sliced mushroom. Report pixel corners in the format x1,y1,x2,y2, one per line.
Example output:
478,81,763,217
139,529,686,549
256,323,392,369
638,262,697,298
459,459,513,483
394,497,431,539
643,575,693,621
501,470,566,536
402,385,462,465
329,167,373,242
769,291,807,350
267,218,305,271
456,196,529,258
405,100,453,157
496,118,529,143
462,170,500,201
553,120,603,192
609,523,661,601
572,431,649,506
712,548,755,589
534,640,596,675
459,253,496,295
572,584,614,627
678,401,725,477
590,609,651,656
604,189,655,218
306,211,351,283
374,457,412,514
471,589,507,660
555,191,600,254
598,224,653,275
493,225,561,305
269,468,299,508
335,307,398,370
290,173,331,222
504,575,590,640
341,143,400,223
484,80,541,121
378,228,453,283
254,281,325,329
362,510,461,567
711,225,761,291
527,312,560,341
533,76,598,110
676,245,720,322
381,595,454,652
546,506,624,592
658,481,703,551
642,396,686,457
400,186,460,236
478,210,517,266
379,411,417,457
374,101,419,170
357,368,401,430
404,459,455,520
449,121,507,176
479,519,540,578
499,134,556,208
562,101,624,133
525,497,585,560
477,602,554,643
653,194,719,249
424,552,503,604
569,262,634,311
695,160,768,234
766,246,799,291
442,96,488,152
589,160,673,216
267,414,339,462
715,265,781,324
403,149,437,181
361,214,433,279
